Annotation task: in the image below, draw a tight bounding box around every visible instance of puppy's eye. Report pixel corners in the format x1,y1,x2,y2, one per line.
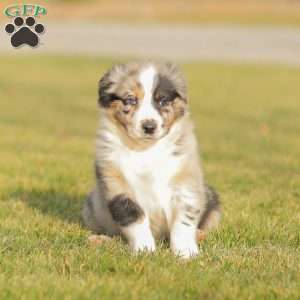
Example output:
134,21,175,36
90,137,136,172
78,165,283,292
158,96,170,107
157,91,179,107
124,96,137,106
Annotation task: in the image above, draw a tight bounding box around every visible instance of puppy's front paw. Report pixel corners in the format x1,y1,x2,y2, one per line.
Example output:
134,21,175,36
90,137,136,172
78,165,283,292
131,236,156,253
122,218,156,253
171,240,200,259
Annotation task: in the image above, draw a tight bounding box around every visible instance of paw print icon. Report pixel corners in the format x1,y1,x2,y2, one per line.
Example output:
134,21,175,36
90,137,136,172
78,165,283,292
5,16,45,48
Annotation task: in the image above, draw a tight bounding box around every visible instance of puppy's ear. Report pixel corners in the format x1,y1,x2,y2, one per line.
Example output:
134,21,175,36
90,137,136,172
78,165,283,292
98,64,126,108
161,61,187,102
98,71,114,108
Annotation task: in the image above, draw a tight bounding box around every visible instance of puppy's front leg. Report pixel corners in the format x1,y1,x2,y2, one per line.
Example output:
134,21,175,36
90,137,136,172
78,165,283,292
170,190,203,259
98,163,155,252
108,194,155,252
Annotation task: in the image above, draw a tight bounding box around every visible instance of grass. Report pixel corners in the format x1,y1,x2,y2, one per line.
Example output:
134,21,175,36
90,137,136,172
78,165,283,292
1,0,300,26
0,55,299,299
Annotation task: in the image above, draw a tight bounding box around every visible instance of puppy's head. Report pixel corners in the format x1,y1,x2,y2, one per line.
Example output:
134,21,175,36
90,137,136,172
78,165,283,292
98,61,187,142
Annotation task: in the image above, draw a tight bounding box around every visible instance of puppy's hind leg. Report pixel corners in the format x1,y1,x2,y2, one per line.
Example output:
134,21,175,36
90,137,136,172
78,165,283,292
82,189,119,236
197,185,221,241
82,190,99,233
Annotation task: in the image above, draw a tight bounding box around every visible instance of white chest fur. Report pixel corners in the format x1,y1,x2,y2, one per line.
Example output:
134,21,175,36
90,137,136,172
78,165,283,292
111,136,183,234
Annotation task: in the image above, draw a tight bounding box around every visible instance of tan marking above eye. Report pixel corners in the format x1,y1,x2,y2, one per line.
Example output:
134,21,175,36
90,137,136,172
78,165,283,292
133,83,144,101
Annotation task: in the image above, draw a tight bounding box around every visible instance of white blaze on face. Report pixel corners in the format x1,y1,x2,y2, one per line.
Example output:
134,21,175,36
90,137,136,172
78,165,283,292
133,65,163,137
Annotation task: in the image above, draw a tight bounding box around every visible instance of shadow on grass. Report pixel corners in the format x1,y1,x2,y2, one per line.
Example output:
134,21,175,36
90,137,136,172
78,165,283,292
7,187,86,225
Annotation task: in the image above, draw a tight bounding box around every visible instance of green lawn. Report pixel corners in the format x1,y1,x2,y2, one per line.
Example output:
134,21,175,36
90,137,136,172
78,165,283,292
0,55,299,299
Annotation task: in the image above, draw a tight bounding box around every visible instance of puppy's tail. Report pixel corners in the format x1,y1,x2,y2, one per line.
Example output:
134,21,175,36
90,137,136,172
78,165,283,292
198,185,221,232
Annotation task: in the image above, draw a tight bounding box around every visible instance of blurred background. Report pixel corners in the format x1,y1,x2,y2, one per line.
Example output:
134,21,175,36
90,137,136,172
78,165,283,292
0,0,300,64
2,0,300,24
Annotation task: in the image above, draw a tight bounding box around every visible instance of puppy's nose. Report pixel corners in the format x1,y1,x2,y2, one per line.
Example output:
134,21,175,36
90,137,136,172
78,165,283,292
142,119,157,135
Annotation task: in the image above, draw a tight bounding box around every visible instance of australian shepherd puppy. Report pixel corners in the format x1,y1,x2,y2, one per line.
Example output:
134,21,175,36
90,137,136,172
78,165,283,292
82,61,220,259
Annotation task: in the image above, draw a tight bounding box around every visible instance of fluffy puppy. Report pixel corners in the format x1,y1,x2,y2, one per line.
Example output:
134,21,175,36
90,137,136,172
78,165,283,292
82,61,220,258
